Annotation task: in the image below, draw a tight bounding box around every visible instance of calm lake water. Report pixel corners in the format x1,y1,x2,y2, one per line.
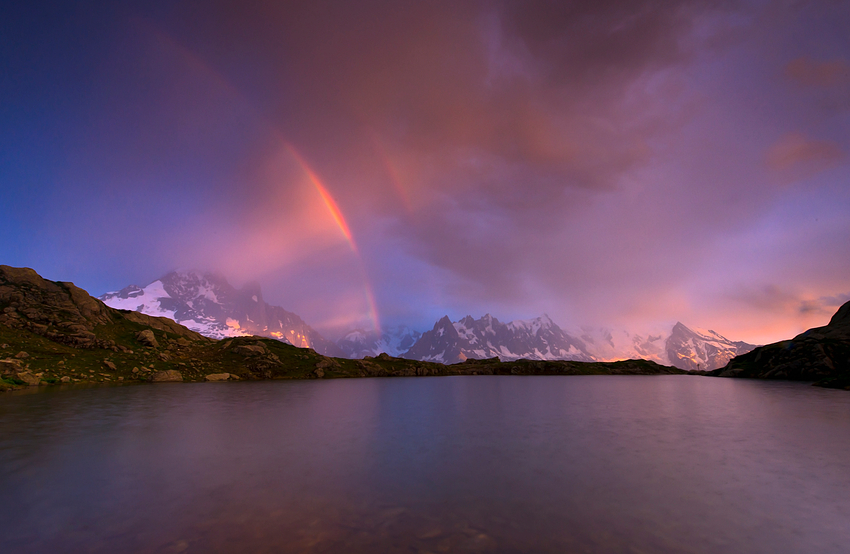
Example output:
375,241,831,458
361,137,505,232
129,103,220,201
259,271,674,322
1,375,849,553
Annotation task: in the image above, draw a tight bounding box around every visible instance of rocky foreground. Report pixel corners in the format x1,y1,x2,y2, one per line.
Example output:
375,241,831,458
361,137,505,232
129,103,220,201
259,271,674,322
710,300,850,390
0,265,684,391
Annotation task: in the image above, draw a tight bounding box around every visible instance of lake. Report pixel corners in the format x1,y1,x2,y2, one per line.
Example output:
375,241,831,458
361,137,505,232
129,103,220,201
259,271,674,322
1,375,849,553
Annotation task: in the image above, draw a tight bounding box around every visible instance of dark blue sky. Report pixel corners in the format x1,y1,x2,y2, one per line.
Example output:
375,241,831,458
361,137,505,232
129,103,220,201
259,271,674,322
2,0,849,342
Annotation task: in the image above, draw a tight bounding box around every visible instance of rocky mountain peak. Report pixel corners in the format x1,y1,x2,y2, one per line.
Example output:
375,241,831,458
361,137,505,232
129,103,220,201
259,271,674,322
435,315,456,330
666,321,756,371
403,313,594,364
828,300,850,329
100,271,342,356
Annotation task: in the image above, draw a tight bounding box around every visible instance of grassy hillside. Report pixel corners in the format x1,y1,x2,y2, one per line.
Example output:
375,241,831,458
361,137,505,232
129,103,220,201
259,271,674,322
0,265,684,392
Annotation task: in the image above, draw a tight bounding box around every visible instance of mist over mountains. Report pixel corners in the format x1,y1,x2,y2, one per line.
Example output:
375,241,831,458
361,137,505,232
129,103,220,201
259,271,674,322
100,271,343,357
100,271,756,369
336,327,422,359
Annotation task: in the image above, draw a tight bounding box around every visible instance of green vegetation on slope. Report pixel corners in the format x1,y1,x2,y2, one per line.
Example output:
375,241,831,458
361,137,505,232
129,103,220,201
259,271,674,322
0,265,684,392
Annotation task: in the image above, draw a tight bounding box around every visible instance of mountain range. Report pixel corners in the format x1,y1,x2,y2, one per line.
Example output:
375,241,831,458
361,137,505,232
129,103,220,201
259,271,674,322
403,314,595,364
100,271,343,356
100,270,756,369
0,264,685,392
578,323,758,371
4,263,848,390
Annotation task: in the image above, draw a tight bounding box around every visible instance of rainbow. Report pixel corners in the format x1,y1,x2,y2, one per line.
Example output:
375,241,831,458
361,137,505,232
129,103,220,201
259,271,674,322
285,143,381,334
144,25,382,335
284,144,357,252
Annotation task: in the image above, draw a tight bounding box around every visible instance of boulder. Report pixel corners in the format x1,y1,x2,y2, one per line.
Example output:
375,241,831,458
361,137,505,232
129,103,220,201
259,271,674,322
151,370,182,382
205,373,230,381
14,351,29,359
136,330,159,348
315,356,340,370
15,371,40,386
0,358,23,374
233,344,267,356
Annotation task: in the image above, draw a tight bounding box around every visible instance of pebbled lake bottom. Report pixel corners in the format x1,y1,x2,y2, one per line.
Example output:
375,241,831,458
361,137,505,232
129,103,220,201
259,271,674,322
1,375,849,553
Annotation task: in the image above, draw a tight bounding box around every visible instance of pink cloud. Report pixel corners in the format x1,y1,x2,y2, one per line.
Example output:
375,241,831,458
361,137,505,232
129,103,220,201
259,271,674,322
765,132,843,173
784,57,850,87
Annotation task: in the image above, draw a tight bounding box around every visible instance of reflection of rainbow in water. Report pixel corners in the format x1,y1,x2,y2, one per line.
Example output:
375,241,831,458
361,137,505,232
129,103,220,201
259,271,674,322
285,143,381,334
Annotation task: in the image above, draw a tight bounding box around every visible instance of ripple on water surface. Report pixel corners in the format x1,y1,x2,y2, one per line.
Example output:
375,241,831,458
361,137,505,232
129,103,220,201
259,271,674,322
1,375,849,553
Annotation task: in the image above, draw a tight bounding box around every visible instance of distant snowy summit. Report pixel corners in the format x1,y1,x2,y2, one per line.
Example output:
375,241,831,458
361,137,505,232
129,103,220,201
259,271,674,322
99,270,343,356
402,314,595,364
395,314,756,369
578,322,758,371
99,271,756,369
665,322,757,371
336,326,422,359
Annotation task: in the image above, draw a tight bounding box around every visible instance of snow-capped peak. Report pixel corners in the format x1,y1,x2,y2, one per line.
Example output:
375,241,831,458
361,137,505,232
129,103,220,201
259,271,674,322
100,270,343,356
403,313,594,364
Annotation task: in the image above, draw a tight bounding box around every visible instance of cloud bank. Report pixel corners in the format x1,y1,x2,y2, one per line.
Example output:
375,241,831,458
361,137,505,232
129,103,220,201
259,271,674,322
1,0,849,343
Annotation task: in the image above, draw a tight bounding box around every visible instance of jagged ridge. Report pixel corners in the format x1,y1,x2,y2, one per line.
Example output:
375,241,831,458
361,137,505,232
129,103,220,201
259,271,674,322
100,270,343,357
403,314,594,364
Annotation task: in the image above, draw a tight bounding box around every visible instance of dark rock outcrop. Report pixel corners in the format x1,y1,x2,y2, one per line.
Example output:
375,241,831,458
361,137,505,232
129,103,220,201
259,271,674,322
135,330,159,348
712,301,850,389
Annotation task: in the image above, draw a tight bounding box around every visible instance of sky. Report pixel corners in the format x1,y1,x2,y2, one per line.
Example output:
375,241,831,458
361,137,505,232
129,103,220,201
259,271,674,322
1,0,849,344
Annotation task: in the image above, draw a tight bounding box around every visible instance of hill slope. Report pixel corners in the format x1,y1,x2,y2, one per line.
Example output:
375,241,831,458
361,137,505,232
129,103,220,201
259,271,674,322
712,301,850,389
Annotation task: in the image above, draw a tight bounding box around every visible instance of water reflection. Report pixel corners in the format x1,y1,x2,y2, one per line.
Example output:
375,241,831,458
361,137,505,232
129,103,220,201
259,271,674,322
1,376,849,553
